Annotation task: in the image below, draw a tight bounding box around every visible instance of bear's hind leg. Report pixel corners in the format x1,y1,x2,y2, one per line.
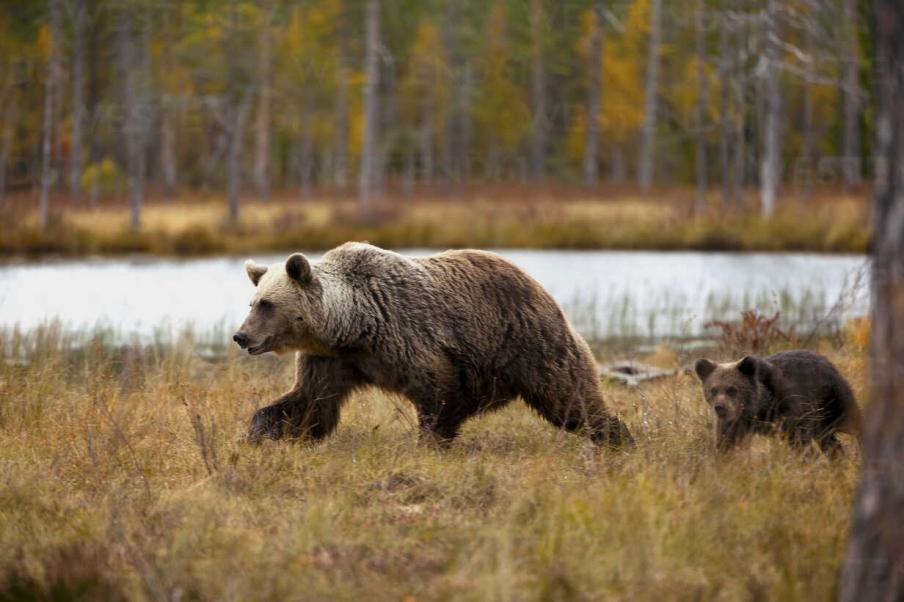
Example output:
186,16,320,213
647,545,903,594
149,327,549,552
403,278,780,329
246,356,364,443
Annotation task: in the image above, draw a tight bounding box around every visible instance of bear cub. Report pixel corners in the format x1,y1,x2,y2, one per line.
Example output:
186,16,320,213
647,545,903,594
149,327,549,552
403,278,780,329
694,350,861,456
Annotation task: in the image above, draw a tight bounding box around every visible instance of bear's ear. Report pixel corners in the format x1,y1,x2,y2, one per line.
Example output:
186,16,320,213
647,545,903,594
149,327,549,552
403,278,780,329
694,358,716,381
285,253,312,285
245,260,268,286
737,356,758,378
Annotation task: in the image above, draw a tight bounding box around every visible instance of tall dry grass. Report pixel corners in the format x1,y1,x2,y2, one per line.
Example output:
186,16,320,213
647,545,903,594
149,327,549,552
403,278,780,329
0,190,870,257
0,322,865,600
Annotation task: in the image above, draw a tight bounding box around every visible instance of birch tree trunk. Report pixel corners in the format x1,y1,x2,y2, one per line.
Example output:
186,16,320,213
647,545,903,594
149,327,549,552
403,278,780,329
732,0,747,206
419,112,433,183
119,4,147,231
583,0,604,189
841,0,862,191
253,0,273,202
227,90,254,223
839,0,904,598
39,0,61,230
160,99,177,197
69,0,86,202
638,0,661,195
529,0,546,182
158,2,177,198
718,0,731,205
759,0,780,217
334,2,349,194
358,0,380,217
458,62,473,184
694,0,708,213
801,6,815,201
439,0,457,191
298,100,314,200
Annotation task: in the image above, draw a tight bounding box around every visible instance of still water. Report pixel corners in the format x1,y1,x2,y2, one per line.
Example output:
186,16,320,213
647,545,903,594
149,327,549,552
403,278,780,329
0,250,868,341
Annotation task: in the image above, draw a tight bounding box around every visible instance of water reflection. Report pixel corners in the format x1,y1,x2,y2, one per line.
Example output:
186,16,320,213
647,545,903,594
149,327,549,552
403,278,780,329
0,250,869,340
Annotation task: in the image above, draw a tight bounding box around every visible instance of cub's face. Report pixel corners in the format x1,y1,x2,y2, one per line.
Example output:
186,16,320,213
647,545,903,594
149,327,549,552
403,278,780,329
694,357,759,423
233,253,325,355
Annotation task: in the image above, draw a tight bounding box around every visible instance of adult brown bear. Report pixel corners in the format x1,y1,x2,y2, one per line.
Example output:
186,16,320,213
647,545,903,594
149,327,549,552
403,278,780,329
233,243,632,448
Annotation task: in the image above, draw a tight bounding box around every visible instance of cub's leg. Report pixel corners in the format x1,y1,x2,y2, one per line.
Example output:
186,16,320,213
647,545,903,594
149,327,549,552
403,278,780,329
246,355,364,443
715,422,748,452
817,432,843,458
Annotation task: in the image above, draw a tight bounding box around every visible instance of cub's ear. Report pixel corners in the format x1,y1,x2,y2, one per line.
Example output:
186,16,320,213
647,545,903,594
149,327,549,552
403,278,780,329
737,356,759,378
285,253,312,285
245,260,268,286
694,358,716,381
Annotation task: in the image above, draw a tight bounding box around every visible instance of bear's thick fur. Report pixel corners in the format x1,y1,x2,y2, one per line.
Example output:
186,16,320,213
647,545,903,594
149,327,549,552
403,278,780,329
694,350,861,456
234,243,633,448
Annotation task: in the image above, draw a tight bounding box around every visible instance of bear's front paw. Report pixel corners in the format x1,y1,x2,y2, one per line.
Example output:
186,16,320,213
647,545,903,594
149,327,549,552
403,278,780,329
242,405,284,444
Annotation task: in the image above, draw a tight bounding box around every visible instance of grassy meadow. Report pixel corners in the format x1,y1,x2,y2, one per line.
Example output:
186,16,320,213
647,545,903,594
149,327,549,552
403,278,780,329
0,188,870,257
0,321,867,601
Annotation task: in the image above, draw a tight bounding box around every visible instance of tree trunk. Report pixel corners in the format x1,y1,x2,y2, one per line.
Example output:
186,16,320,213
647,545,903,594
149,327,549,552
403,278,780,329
160,99,177,197
419,116,433,183
438,0,457,191
584,0,604,189
638,0,661,195
461,63,473,184
358,0,380,217
70,0,86,202
529,0,546,182
86,3,102,208
610,144,626,182
841,0,861,191
119,5,147,231
759,0,780,217
402,141,414,197
52,17,64,192
694,0,707,213
801,7,815,201
718,0,731,205
334,2,349,194
254,0,273,202
334,65,349,193
449,60,474,187
227,90,254,222
0,122,10,203
298,101,314,200
39,0,61,230
158,1,177,199
732,0,747,205
839,0,904,598
0,69,17,202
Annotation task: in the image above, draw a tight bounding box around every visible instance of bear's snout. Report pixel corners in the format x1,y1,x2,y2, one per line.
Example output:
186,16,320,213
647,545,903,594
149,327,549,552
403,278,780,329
233,332,250,348
713,403,730,419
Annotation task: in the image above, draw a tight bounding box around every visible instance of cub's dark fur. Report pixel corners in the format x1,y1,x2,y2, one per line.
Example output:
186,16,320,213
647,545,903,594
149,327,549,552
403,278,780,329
694,350,861,456
234,243,632,448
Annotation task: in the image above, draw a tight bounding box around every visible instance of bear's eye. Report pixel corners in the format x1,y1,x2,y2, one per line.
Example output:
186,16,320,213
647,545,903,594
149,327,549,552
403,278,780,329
257,299,274,311
710,387,718,397
726,386,737,397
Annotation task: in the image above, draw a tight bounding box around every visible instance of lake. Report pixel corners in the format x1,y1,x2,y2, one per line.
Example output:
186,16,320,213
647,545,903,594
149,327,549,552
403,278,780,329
0,250,869,342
